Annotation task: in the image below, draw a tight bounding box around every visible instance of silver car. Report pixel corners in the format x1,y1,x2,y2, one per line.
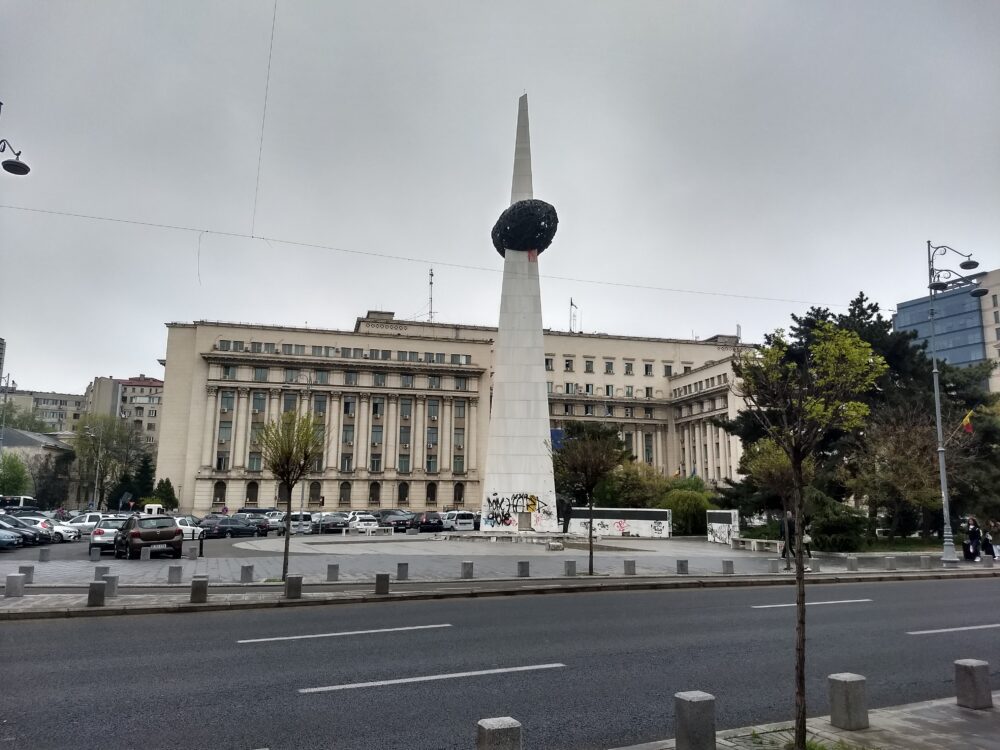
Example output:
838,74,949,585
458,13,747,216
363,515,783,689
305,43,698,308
19,516,80,543
89,517,127,554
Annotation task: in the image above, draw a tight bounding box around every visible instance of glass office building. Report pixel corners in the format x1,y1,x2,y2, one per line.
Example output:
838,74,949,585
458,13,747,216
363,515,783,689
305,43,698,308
893,285,987,367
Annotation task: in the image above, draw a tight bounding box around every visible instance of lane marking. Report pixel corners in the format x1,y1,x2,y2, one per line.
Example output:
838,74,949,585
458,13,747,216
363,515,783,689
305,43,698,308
751,599,873,609
298,663,566,694
907,623,1000,636
238,623,451,644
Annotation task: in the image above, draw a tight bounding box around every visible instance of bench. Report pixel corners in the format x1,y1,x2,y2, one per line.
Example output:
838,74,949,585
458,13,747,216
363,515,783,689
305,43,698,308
351,526,394,537
731,537,782,553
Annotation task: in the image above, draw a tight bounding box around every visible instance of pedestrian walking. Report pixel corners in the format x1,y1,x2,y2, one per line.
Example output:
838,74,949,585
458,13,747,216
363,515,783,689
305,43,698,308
982,520,997,560
967,517,983,562
780,511,795,560
802,522,814,560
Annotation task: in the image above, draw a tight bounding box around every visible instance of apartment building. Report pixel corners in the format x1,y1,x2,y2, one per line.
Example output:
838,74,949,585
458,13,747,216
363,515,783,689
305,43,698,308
4,390,87,432
157,310,744,515
84,374,164,447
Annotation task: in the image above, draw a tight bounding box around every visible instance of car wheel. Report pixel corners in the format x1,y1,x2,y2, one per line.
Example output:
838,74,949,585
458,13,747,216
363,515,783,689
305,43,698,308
54,532,64,542
114,544,124,559
225,530,233,539
127,544,140,560
172,547,183,559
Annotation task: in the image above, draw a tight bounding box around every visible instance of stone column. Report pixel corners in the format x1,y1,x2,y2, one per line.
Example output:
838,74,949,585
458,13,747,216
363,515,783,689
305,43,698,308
706,422,717,484
653,428,663,473
440,396,453,472
327,391,341,472
201,386,219,467
414,394,426,473
268,388,281,421
468,397,479,471
385,394,398,471
356,393,371,474
298,389,310,418
233,387,250,469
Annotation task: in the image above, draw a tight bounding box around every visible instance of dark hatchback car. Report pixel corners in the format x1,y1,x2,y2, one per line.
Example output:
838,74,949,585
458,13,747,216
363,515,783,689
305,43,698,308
114,514,184,559
380,512,415,532
411,512,443,532
199,518,259,539
232,513,270,536
312,513,349,533
0,517,42,545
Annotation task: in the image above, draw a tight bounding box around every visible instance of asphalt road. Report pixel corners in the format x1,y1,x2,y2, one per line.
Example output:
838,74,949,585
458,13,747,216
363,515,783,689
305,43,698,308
3,578,999,750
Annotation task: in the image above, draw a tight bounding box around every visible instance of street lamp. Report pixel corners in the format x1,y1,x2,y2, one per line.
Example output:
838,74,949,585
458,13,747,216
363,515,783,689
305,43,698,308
84,427,104,511
0,102,30,176
926,241,987,567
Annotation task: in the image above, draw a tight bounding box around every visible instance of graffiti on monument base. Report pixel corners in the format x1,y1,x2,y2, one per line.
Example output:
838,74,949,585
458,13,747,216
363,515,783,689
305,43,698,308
483,491,552,528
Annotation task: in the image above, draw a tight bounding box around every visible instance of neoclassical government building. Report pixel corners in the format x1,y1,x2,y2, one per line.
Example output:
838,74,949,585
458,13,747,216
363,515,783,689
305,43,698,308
156,310,745,515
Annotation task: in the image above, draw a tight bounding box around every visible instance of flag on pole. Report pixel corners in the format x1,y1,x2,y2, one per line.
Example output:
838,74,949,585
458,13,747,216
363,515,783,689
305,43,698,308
961,409,974,434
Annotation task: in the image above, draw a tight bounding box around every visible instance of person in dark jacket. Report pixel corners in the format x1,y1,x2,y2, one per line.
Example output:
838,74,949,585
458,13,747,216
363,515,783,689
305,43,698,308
967,517,983,562
781,511,795,560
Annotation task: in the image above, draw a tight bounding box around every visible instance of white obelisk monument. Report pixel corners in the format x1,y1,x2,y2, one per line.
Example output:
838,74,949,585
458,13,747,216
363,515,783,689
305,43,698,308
480,94,558,532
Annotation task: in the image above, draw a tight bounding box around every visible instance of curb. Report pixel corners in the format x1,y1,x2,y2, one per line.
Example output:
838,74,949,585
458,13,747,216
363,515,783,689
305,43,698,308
2,568,999,621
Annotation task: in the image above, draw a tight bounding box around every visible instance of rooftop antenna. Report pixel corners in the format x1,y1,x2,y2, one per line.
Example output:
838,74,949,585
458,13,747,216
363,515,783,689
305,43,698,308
428,268,435,323
569,297,577,332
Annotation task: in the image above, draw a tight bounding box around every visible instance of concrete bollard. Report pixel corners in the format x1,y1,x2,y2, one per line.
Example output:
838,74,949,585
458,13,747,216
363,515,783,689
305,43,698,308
396,562,409,581
94,565,110,582
140,546,151,561
674,691,716,750
677,559,689,575
461,561,474,579
374,573,390,595
829,673,869,730
920,555,931,570
722,560,735,575
284,574,303,599
17,565,34,584
624,560,636,576
768,559,780,574
517,561,530,578
87,581,107,607
476,716,522,750
564,560,577,577
955,659,993,709
186,545,198,560
102,574,119,598
847,556,859,572
38,548,51,562
168,565,182,584
884,556,896,571
89,547,101,562
190,576,208,603
240,564,254,583
327,563,340,582
4,574,26,598
810,559,821,573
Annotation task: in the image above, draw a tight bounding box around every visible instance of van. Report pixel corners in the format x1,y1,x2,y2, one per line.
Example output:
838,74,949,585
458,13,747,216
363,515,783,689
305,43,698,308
452,511,476,531
288,512,312,535
0,496,36,509
143,504,165,515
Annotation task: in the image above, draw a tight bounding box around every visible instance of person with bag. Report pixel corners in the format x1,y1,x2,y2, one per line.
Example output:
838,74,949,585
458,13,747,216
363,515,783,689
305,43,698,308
967,517,983,562
982,520,997,561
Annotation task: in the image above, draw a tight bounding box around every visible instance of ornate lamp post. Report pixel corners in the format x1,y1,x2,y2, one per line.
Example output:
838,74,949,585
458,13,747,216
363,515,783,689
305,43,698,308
0,102,30,176
926,241,987,566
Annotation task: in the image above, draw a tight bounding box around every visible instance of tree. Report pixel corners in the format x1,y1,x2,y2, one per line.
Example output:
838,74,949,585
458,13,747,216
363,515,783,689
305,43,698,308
152,478,179,511
134,454,156,500
0,452,31,495
0,402,52,433
658,488,717,535
553,422,629,575
593,461,670,508
733,322,886,750
108,472,138,511
75,415,147,509
25,453,74,509
256,411,327,581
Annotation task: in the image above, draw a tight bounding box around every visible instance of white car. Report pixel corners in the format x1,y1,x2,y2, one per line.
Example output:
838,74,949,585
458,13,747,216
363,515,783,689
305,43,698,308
172,516,205,540
348,514,378,530
19,516,81,543
441,510,475,531
67,512,110,535
265,511,286,533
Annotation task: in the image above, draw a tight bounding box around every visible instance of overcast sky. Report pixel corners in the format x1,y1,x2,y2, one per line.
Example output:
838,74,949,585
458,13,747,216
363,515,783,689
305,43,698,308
2,0,998,394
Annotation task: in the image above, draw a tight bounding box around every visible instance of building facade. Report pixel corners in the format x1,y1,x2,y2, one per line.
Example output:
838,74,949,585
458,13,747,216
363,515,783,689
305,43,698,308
156,311,745,515
894,268,1000,393
84,375,164,447
4,390,87,432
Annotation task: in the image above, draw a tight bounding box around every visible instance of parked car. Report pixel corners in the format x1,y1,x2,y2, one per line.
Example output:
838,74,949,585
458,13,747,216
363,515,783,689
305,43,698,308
233,513,270,536
0,528,24,550
67,512,109,535
114,514,184,559
173,516,206,541
19,516,81,542
411,512,444,532
312,512,349,533
264,511,286,534
89,517,128,554
288,513,313,535
0,517,42,545
348,514,378,530
442,510,476,531
2,514,53,543
379,511,414,532
199,517,259,539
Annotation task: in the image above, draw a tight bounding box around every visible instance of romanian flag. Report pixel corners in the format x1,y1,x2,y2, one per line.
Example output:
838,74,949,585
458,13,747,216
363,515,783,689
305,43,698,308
961,410,974,434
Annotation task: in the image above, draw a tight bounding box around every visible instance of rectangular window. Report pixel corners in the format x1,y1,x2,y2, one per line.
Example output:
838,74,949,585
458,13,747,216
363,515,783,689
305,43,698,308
604,361,613,375
293,344,305,355
994,310,1000,324
453,455,465,473
547,381,553,394
453,427,465,447
435,353,445,364
993,294,998,307
282,393,297,413
545,357,554,371
345,371,358,386
565,383,576,395
370,454,382,472
399,425,411,445
428,375,441,389
454,400,466,419
374,372,386,387
284,368,300,383
343,396,356,416
149,409,157,417
398,454,410,473
218,340,231,351
372,397,385,417
232,340,244,352
625,385,633,397
645,387,653,398
426,455,438,473
220,391,235,411
222,365,236,380
282,343,293,354
312,345,323,356
314,394,327,415
371,425,383,445
342,424,354,443
400,398,412,419
664,364,673,376
250,423,263,445
625,362,634,375
408,351,419,361
563,403,573,415
427,399,440,419
340,454,353,472
381,350,391,361
451,353,462,365
684,365,692,373
146,423,156,431
584,404,595,416
216,452,230,470
604,404,614,417
584,360,594,373
402,373,414,388
251,342,263,353
644,433,654,464
312,455,323,473
315,370,329,384
644,363,653,376
644,407,654,418
427,426,438,446
398,350,409,361
252,391,266,412
263,342,275,354
248,452,262,471
455,377,467,391
564,358,574,372
253,367,269,382
425,352,435,363
605,385,614,397
585,383,594,395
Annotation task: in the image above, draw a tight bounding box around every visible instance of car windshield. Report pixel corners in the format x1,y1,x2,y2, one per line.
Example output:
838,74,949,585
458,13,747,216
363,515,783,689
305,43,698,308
98,519,126,529
138,518,176,529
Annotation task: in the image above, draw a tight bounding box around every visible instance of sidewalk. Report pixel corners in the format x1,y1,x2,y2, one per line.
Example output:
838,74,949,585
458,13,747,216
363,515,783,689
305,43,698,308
611,691,1000,750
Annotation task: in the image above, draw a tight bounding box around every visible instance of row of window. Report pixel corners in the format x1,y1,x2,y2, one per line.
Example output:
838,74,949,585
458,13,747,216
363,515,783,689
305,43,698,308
557,403,656,418
672,373,729,398
123,408,158,418
216,449,467,476
215,479,465,507
675,397,728,417
545,357,691,377
215,339,473,365
33,398,83,407
552,382,657,398
219,365,471,391
221,391,470,422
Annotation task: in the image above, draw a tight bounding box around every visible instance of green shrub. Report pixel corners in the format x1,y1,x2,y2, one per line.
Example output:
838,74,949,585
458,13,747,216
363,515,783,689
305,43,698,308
811,501,867,552
659,489,717,535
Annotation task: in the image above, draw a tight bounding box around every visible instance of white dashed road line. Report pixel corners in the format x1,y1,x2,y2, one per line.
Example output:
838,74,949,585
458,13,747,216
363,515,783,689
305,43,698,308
238,623,451,644
299,663,567,693
751,599,873,609
906,623,1000,636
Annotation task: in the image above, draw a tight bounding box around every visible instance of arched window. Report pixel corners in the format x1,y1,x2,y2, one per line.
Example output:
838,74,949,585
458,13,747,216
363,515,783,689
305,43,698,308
213,481,226,505
309,481,321,504
398,481,409,505
246,481,259,506
426,482,437,505
369,481,381,505
339,481,351,506
278,482,291,507
453,482,464,505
